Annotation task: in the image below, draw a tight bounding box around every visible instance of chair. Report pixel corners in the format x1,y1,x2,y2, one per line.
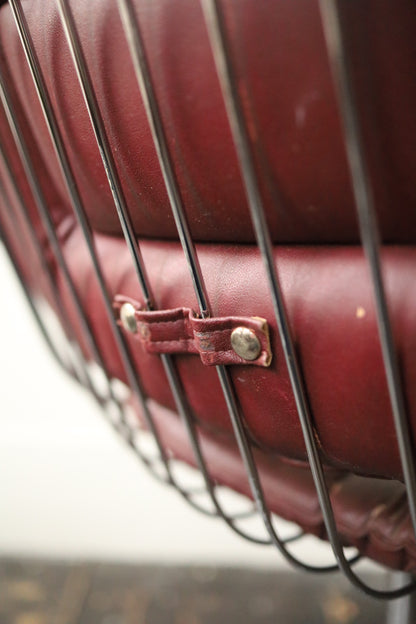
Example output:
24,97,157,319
1,0,416,619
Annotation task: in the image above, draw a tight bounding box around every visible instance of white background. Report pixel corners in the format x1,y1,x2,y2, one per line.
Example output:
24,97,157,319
0,245,378,579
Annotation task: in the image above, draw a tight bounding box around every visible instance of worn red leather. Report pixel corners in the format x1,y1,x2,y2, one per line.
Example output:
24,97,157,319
55,230,415,484
1,0,416,244
2,0,416,573
144,398,416,572
113,296,272,367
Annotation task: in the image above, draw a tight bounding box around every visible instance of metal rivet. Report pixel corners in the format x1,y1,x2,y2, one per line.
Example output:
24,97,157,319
120,302,137,334
230,327,261,361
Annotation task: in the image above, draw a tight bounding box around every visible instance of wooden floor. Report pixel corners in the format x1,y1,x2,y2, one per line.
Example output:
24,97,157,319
0,559,389,623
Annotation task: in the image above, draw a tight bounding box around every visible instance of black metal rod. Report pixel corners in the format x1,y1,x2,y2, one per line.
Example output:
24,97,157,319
54,0,291,533
6,0,174,486
116,0,334,566
0,149,79,377
319,0,416,599
4,0,411,596
54,0,263,522
200,0,415,598
117,0,210,318
116,0,295,545
56,0,154,309
0,200,75,377
0,66,102,398
318,0,416,538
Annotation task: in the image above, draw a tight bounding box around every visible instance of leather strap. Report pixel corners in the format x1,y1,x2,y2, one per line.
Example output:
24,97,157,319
114,295,272,367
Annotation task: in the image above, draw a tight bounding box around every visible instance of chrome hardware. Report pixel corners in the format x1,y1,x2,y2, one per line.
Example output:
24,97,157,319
230,327,261,361
120,302,138,334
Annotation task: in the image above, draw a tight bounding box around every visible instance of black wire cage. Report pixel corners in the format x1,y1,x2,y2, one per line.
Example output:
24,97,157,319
1,0,416,621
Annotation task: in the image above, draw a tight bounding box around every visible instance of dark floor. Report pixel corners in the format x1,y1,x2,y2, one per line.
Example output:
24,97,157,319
0,559,390,624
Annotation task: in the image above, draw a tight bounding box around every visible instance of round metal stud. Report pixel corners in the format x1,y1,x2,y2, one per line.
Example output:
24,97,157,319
120,302,138,334
230,327,261,361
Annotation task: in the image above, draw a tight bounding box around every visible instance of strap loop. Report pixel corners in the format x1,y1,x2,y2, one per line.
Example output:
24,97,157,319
114,295,272,367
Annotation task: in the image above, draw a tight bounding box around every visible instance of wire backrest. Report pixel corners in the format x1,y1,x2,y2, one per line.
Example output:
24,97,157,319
0,0,414,599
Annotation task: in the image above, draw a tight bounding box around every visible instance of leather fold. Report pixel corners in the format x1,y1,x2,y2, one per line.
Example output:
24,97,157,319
114,295,272,367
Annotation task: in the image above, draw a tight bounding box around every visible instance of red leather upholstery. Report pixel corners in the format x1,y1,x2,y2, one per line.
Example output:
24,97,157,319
146,398,416,573
1,0,416,572
60,230,415,484
1,0,416,243
113,297,273,368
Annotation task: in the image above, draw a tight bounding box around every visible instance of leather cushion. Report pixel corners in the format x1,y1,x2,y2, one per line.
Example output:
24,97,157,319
146,397,416,572
59,227,416,483
1,0,416,243
2,0,416,575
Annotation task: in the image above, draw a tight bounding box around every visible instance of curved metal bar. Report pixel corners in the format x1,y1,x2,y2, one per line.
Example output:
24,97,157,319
161,349,279,542
7,0,261,527
201,0,411,597
56,0,154,310
42,0,274,535
1,2,172,493
3,0,406,589
55,0,306,549
0,210,76,378
0,159,77,378
7,0,175,483
0,77,271,544
0,67,100,399
117,0,210,318
216,364,346,572
53,0,231,514
52,0,274,543
318,0,416,539
116,0,343,574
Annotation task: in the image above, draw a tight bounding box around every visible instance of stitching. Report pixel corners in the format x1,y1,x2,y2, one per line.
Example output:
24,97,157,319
146,338,195,346
202,349,265,357
116,299,270,365
194,328,263,338
138,318,187,328
194,328,231,337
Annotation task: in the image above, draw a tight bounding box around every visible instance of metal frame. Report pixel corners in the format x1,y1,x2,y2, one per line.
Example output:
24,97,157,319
1,0,415,606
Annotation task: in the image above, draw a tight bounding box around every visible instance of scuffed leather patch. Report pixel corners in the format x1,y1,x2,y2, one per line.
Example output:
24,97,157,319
114,295,272,367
